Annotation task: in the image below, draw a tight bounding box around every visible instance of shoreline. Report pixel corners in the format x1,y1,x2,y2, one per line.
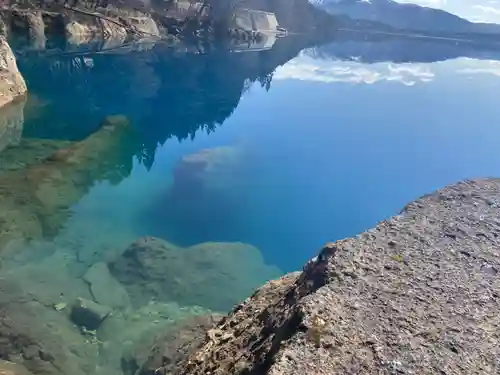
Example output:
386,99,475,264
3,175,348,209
167,178,500,375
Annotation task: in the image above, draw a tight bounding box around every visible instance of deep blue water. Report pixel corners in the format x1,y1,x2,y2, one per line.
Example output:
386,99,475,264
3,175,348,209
3,34,500,288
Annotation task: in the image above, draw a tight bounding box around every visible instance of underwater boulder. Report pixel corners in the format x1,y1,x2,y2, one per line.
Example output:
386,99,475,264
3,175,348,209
172,146,242,194
148,145,247,244
83,262,131,310
0,278,99,375
95,301,211,375
70,297,112,330
109,237,281,312
0,360,34,375
138,314,222,375
0,36,27,109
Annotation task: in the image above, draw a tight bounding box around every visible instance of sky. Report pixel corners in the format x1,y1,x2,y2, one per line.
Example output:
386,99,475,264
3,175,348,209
395,0,500,23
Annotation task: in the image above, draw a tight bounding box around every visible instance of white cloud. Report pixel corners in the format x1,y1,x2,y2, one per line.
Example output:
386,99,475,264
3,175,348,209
273,53,435,86
456,58,500,76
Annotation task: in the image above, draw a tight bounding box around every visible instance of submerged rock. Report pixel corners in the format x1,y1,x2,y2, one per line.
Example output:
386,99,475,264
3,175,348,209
83,262,130,310
172,179,500,375
149,145,247,244
0,278,99,375
70,297,112,330
109,237,281,311
95,301,211,375
0,360,33,375
0,36,27,109
138,315,222,375
0,114,137,252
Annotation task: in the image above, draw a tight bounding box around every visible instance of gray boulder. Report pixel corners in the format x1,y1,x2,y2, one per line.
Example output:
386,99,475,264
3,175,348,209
175,178,500,375
83,262,130,310
0,37,27,109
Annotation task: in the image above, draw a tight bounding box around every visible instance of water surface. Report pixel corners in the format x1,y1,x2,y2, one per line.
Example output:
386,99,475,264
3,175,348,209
2,32,500,375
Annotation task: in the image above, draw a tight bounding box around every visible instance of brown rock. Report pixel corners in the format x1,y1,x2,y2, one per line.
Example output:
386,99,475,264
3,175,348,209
175,179,500,375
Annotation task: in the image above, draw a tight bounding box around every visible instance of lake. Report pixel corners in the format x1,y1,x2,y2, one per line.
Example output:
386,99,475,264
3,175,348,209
1,32,500,375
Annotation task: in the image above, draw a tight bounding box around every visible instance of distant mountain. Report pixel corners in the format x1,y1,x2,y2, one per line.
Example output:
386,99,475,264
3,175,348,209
315,0,500,34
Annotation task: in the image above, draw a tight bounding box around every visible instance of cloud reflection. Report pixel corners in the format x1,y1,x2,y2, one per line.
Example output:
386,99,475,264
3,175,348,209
274,53,435,86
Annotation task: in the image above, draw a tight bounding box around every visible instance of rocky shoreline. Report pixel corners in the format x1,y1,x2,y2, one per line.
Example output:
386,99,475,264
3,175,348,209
158,178,499,375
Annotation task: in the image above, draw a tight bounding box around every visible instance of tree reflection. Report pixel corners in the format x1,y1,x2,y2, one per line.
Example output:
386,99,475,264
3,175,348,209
14,34,315,169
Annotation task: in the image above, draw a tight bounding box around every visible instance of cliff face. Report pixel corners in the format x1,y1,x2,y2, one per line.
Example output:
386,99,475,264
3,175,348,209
0,36,26,108
168,178,500,375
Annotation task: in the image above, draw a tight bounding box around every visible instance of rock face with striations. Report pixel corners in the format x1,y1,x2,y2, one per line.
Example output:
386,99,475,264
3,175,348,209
0,37,27,109
171,178,500,375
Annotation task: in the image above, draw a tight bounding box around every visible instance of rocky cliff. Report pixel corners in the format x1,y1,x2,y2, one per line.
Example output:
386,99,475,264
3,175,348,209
148,178,500,375
0,36,26,109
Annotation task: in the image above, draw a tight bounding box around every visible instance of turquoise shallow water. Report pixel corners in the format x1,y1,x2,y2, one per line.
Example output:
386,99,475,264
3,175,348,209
2,33,500,375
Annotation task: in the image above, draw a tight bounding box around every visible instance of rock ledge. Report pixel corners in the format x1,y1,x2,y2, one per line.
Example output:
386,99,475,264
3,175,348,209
173,178,500,375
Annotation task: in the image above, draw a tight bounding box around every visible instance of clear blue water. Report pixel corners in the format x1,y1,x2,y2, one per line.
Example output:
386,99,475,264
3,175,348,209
2,33,500,374
6,36,500,272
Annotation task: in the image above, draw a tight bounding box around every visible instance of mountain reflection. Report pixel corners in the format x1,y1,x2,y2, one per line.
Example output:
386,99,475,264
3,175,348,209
308,29,500,64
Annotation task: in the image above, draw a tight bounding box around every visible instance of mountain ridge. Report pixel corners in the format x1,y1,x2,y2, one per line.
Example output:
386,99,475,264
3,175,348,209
316,0,500,34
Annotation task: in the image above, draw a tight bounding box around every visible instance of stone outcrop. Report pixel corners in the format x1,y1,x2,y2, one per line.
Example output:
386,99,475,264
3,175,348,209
109,237,281,311
171,178,500,375
0,36,27,109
